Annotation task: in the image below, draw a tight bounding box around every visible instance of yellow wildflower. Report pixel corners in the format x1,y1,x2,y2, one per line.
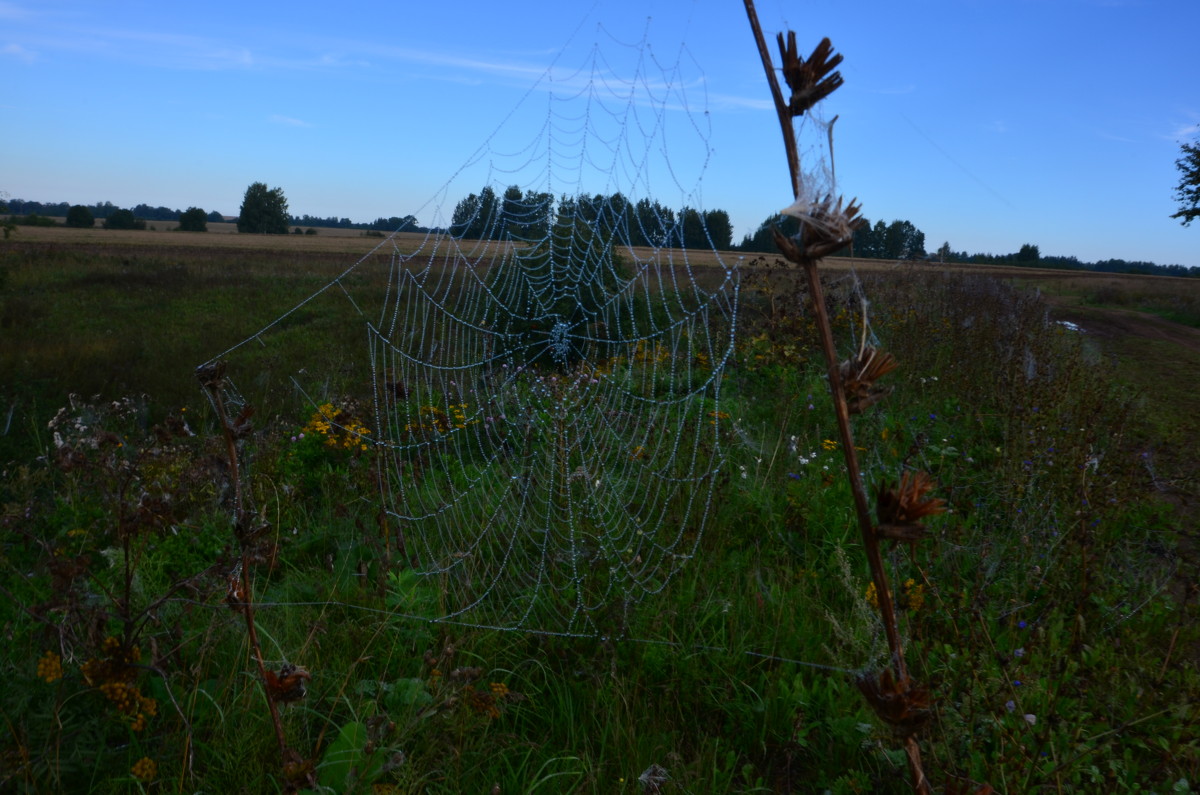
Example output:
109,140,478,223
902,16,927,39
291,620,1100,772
37,650,63,684
131,756,157,782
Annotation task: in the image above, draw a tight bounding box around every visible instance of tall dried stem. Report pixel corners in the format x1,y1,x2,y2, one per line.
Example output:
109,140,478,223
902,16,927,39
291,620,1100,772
742,3,932,791
197,363,311,786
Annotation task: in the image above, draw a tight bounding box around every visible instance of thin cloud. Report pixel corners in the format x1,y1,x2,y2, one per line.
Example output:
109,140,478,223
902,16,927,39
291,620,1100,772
270,114,313,128
1169,121,1200,140
1,42,35,63
0,2,30,20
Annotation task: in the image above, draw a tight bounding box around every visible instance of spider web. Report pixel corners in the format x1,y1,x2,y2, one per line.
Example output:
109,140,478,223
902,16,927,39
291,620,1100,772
204,20,740,637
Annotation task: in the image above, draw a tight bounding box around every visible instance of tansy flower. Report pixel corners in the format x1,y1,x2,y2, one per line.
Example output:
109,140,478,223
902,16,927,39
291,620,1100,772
37,650,63,684
131,757,157,783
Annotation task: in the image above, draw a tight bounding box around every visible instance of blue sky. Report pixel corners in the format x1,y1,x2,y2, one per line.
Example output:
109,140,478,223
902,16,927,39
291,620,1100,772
2,0,1197,267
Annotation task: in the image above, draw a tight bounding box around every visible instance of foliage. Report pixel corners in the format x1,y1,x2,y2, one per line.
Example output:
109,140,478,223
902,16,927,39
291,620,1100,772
178,206,208,232
102,209,145,230
1,236,1198,794
1171,136,1200,227
237,182,290,234
0,200,14,239
65,205,94,228
17,214,59,227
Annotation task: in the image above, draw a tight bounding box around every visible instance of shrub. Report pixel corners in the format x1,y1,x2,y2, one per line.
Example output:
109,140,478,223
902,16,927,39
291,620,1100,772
103,209,146,230
65,205,95,228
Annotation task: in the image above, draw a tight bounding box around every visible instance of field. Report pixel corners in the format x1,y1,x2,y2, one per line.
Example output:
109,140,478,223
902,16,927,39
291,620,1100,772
1,228,1198,793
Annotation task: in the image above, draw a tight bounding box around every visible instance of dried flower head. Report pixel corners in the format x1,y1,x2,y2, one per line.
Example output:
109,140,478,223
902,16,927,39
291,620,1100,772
264,663,311,703
855,668,932,737
875,470,946,544
775,194,865,263
840,346,898,414
776,33,844,117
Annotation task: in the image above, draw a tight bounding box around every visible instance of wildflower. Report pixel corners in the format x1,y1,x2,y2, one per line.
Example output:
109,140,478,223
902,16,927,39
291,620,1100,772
864,581,879,608
821,439,838,451
902,578,926,611
1013,647,1025,659
1005,700,1016,713
37,650,63,684
131,757,157,783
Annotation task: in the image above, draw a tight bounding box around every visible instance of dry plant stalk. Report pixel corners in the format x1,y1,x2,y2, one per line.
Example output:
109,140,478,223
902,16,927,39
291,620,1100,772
197,362,316,791
742,3,948,791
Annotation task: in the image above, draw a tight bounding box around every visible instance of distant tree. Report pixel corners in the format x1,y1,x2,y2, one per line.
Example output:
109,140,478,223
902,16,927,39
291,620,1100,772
880,220,925,260
65,205,95,228
92,201,118,219
0,198,15,239
237,182,290,234
450,186,500,240
1016,243,1040,264
703,209,734,250
178,206,208,232
631,198,675,248
103,209,145,230
737,213,800,253
1171,137,1200,227
936,241,952,263
500,185,525,238
679,207,707,249
206,210,224,223
133,203,179,221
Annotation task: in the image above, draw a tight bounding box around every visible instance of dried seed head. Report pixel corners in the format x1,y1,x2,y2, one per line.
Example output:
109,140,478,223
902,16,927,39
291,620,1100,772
776,194,866,264
840,346,897,414
776,33,845,117
876,470,946,530
855,668,932,737
264,663,311,703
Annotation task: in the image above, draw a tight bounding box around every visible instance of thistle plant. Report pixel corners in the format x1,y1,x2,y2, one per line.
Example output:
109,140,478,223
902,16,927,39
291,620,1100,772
197,362,317,791
743,4,963,791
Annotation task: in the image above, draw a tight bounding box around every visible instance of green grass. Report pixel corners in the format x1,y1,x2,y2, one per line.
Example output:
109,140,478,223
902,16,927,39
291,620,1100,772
1,244,1197,793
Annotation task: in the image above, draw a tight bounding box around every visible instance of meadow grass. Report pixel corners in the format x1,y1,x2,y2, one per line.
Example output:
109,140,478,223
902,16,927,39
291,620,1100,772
1,240,1197,793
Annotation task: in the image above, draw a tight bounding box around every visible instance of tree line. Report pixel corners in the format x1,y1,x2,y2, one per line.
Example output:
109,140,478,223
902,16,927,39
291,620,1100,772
449,185,734,250
5,184,1194,277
